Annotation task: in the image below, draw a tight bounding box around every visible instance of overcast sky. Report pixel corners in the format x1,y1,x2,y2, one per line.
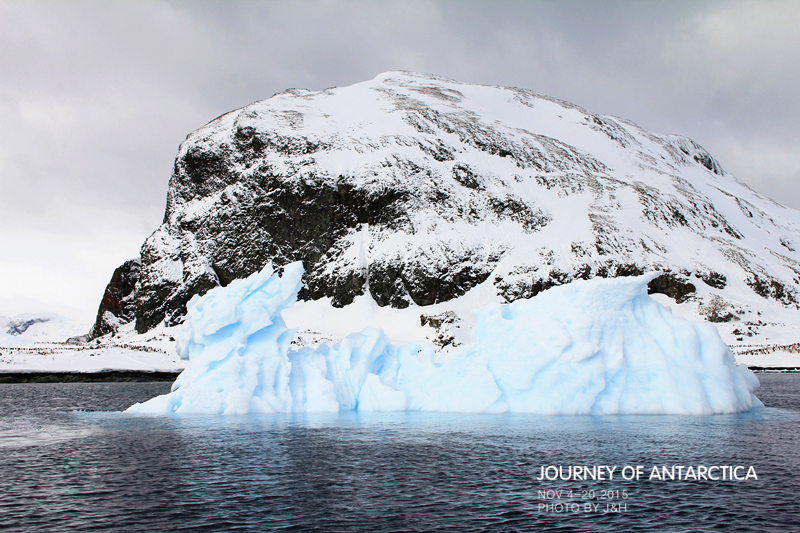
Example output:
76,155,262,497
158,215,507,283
2,0,799,323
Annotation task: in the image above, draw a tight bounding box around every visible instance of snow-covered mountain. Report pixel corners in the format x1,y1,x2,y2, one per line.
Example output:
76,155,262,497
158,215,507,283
0,313,184,374
0,313,88,347
95,71,800,346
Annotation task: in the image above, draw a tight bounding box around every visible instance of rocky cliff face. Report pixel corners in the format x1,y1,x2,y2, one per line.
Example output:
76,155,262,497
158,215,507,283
89,258,139,338
92,72,800,337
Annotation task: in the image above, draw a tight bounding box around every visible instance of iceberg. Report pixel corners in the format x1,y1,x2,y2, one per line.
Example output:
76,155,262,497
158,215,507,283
126,263,762,416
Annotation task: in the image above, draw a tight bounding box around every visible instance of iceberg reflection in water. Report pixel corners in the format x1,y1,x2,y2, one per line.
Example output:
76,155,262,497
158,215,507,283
127,263,761,416
0,379,799,531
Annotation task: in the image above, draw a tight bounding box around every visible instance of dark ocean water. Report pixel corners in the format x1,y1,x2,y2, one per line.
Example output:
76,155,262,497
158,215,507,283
0,375,798,532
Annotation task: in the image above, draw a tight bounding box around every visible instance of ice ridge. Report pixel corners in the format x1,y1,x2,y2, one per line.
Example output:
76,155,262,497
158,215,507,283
126,263,762,415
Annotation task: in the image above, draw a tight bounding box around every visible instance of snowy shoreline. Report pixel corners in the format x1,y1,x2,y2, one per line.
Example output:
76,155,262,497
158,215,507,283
2,305,800,381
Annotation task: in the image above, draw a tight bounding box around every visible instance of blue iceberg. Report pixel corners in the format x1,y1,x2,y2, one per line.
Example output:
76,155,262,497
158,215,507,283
127,263,762,415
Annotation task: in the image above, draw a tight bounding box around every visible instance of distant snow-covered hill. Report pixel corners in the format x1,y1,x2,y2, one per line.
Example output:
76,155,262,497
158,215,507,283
0,313,88,347
92,71,800,348
0,313,184,374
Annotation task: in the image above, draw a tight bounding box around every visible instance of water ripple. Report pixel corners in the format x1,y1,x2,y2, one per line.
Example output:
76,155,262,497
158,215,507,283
0,376,798,531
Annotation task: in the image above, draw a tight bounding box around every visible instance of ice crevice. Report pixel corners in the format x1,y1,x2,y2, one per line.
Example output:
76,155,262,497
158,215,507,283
126,262,763,416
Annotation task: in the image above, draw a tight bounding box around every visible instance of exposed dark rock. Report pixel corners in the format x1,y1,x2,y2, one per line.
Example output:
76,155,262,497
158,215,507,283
605,263,646,278
699,295,740,323
420,311,461,348
420,311,457,329
747,275,798,306
698,271,727,289
89,259,140,338
707,312,737,323
647,273,696,303
452,163,482,189
493,263,645,303
5,317,50,336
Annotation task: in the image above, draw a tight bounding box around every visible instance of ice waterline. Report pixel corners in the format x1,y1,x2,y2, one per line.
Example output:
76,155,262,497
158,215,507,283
126,263,762,416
